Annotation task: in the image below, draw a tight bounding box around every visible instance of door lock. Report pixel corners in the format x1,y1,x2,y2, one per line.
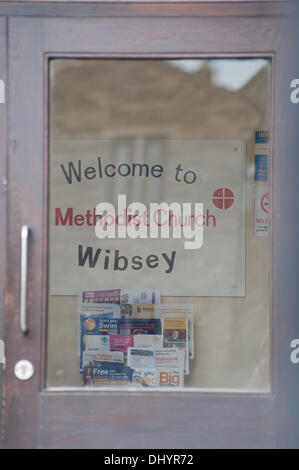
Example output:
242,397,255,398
14,360,34,381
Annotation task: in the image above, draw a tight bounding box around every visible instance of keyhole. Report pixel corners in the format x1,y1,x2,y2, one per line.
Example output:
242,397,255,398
14,360,34,381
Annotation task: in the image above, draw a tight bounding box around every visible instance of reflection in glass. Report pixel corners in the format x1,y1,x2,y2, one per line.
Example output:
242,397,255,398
48,59,271,391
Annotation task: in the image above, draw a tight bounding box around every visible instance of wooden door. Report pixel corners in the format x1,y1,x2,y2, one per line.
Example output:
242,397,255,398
2,3,299,449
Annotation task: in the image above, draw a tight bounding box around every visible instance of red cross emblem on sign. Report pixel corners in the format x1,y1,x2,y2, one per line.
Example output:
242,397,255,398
212,188,234,209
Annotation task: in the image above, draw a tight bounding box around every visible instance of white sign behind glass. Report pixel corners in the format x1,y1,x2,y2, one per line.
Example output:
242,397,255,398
49,140,246,297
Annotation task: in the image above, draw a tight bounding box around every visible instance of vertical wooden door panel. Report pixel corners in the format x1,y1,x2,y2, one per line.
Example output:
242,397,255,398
0,16,7,442
3,17,45,450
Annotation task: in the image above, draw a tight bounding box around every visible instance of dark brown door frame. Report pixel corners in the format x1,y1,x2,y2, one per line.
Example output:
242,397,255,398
0,1,290,18
1,2,298,449
0,16,7,446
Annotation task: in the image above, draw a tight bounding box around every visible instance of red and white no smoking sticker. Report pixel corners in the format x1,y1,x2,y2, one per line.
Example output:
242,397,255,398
261,192,270,214
254,184,269,237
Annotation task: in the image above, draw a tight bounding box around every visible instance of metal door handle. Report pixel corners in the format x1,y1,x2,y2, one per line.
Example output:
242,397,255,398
20,225,30,334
